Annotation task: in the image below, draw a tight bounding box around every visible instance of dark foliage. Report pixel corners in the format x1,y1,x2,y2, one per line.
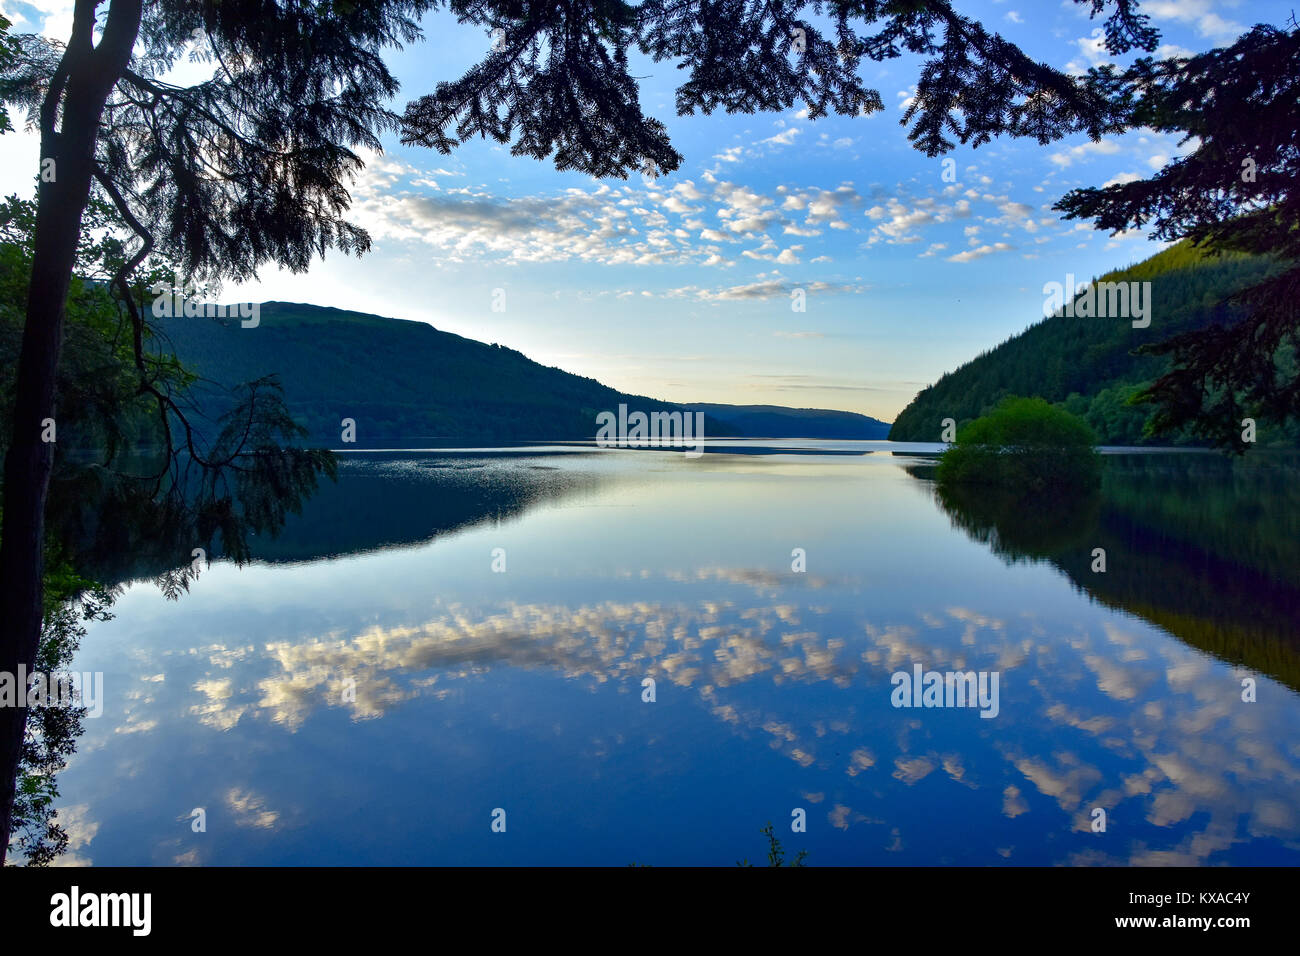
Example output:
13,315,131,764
1057,22,1300,449
6,560,114,865
403,0,1154,178
737,821,808,866
888,242,1291,446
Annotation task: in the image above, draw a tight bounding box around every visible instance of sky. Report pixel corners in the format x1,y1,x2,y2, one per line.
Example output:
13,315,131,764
0,0,1290,421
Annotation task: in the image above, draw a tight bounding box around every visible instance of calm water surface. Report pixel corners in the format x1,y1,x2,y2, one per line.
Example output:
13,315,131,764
52,443,1300,865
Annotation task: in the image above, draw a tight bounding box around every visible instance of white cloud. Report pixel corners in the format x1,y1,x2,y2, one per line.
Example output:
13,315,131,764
1048,138,1123,167
1103,172,1141,187
672,181,706,201
763,127,802,148
863,190,972,246
947,242,1013,263
667,279,865,301
1144,1,1245,44
350,165,842,270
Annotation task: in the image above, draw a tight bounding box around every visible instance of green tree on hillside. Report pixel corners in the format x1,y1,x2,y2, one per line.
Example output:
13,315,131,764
887,243,1281,446
936,396,1101,494
1059,21,1300,450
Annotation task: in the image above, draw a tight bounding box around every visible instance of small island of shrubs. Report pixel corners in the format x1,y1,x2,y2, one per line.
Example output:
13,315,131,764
935,396,1102,494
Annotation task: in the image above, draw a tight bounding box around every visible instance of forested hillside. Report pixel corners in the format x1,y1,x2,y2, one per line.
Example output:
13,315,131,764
151,302,882,444
685,403,890,438
152,302,713,442
888,243,1295,445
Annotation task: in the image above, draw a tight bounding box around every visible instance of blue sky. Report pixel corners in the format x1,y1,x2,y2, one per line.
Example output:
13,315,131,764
0,0,1289,421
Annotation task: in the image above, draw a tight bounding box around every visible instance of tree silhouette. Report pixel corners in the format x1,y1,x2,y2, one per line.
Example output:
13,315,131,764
1056,21,1300,450
403,0,1154,176
736,821,808,867
0,0,430,861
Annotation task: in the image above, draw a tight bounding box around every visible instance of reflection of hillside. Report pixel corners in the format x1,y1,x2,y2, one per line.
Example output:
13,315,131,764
1054,511,1300,689
70,454,608,586
932,480,1101,562
911,455,1300,691
249,454,606,563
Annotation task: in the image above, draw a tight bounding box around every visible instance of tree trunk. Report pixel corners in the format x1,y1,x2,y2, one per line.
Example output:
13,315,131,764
0,0,141,864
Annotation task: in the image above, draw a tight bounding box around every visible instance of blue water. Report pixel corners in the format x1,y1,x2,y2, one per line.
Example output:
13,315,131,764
49,444,1300,865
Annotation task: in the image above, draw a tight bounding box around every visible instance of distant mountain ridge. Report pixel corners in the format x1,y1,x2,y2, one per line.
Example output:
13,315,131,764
686,403,890,438
153,301,887,443
888,242,1296,446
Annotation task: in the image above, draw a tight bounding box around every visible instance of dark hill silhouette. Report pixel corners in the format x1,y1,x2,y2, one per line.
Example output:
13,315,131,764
152,301,887,443
686,403,889,438
888,243,1292,445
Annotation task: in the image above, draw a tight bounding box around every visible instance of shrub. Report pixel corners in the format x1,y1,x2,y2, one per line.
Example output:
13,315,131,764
936,396,1101,494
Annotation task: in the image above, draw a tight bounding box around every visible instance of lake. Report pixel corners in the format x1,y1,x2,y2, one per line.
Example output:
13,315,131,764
48,442,1300,865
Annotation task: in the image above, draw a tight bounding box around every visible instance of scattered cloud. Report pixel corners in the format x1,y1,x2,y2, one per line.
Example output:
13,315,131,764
1049,138,1123,168
1144,0,1245,44
947,242,1014,263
